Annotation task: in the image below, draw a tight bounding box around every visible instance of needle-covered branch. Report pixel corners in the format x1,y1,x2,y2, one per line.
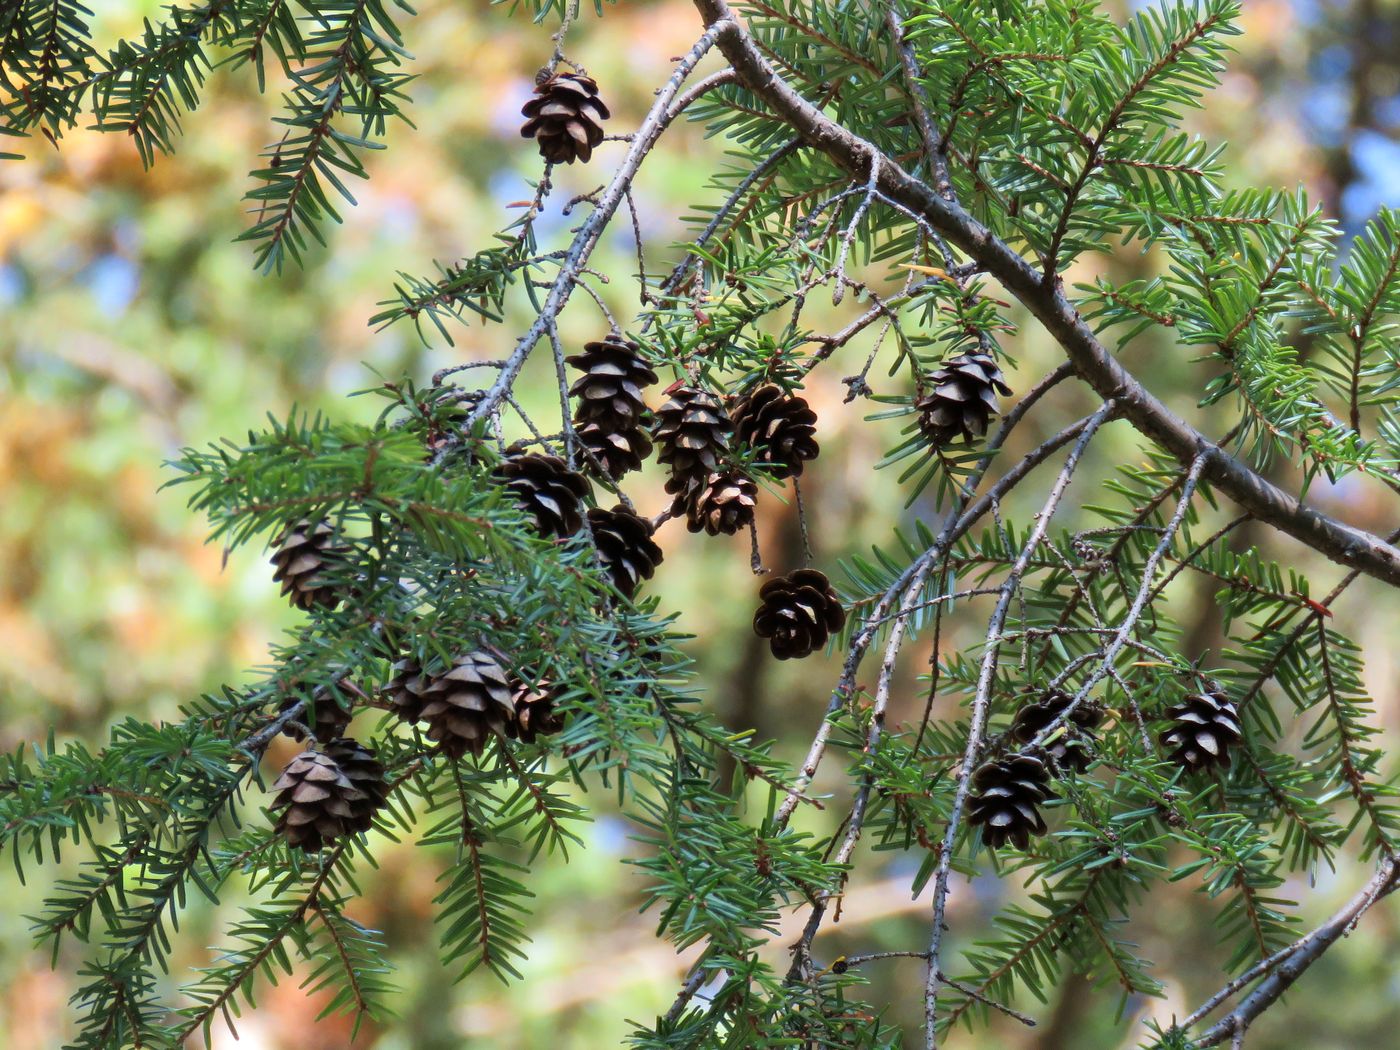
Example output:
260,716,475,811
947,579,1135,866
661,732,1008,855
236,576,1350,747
691,0,1400,588
7,3,1400,1048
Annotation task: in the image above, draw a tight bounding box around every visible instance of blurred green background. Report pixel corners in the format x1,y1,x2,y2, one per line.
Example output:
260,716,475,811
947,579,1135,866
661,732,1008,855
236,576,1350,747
1,1,1398,1047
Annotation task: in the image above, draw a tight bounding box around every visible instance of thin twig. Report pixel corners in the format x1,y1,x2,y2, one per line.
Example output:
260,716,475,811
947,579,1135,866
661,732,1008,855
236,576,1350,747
923,401,1118,1049
463,26,725,433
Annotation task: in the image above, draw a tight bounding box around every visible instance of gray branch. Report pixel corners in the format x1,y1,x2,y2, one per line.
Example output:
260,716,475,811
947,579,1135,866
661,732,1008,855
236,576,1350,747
464,25,725,432
690,0,1400,589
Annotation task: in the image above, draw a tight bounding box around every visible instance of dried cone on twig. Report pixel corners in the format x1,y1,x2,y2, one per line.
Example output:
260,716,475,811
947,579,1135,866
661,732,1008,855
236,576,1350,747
324,737,388,833
752,569,846,660
508,679,566,745
569,335,657,479
680,471,756,536
270,519,347,611
731,385,819,479
418,650,517,759
269,749,360,851
385,656,431,724
915,352,1012,448
569,335,656,431
653,387,732,488
587,505,664,599
967,755,1056,851
1010,689,1103,774
279,681,356,744
520,71,610,164
577,421,654,480
1159,687,1242,773
497,454,589,539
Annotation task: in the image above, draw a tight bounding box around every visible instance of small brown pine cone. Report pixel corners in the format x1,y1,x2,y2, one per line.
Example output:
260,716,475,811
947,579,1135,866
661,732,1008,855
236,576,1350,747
966,754,1056,851
568,336,657,432
269,750,359,851
653,387,732,487
280,681,356,744
731,385,820,479
270,519,348,611
508,679,567,745
587,505,664,599
752,569,846,660
915,352,1013,448
497,453,589,539
1009,689,1103,774
323,737,388,834
520,71,610,164
385,656,432,724
1159,688,1242,773
577,419,653,480
679,471,756,536
418,650,517,759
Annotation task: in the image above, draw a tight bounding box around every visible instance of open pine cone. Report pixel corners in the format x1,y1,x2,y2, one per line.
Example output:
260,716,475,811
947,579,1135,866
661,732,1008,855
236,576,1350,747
915,352,1013,448
731,384,819,479
279,680,357,744
752,569,846,660
508,679,567,745
270,519,348,612
269,749,361,851
678,471,756,536
417,650,517,759
577,420,653,480
520,71,610,164
1159,687,1243,772
966,754,1056,851
568,335,657,479
497,453,589,539
323,737,388,834
653,387,732,487
587,505,664,599
1009,689,1103,774
568,335,657,432
385,656,432,724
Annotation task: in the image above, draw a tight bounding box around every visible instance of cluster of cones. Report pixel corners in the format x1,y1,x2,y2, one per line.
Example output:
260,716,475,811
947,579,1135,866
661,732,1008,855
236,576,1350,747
269,338,1244,862
266,655,566,853
968,685,1243,852
271,73,1242,862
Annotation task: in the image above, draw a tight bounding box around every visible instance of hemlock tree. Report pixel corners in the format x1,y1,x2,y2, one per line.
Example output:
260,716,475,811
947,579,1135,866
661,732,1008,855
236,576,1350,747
2,1,1399,1048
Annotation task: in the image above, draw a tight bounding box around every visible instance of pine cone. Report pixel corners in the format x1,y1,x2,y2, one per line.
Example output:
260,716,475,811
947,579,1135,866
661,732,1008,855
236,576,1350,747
269,749,361,851
966,755,1056,851
270,519,347,611
418,650,517,759
280,681,356,744
653,387,732,487
915,352,1013,448
731,385,819,479
497,453,589,539
679,471,756,536
323,737,388,834
520,71,610,164
568,336,658,479
1010,689,1103,774
587,505,664,599
577,419,653,480
752,569,846,660
508,679,566,745
1159,688,1242,772
568,336,657,431
385,656,431,724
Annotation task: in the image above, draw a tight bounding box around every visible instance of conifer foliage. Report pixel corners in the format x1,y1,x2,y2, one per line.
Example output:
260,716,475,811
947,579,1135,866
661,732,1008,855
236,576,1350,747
3,2,1400,1048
